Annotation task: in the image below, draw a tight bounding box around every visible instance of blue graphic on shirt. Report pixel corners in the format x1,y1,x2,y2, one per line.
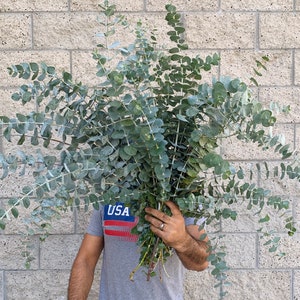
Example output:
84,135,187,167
103,202,138,242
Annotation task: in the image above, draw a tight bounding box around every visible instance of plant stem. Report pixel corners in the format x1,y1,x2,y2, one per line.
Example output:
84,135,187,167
146,235,160,281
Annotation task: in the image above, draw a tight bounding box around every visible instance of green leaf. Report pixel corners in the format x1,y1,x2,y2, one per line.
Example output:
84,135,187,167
100,146,114,156
253,68,262,76
169,47,179,54
175,26,185,34
22,197,31,209
44,156,56,169
186,107,199,117
47,66,56,75
63,71,72,83
250,77,258,86
212,81,227,104
124,145,137,156
0,220,6,230
176,114,188,122
11,207,19,218
171,54,182,61
17,134,25,145
269,245,278,252
0,209,6,219
11,92,21,101
202,153,223,168
259,215,270,223
55,114,65,125
30,62,39,80
31,128,39,146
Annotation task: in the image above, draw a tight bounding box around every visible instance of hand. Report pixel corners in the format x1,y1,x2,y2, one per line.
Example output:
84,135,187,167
144,201,189,251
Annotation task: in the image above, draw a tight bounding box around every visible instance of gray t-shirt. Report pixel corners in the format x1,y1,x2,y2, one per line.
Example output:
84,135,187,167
87,202,205,300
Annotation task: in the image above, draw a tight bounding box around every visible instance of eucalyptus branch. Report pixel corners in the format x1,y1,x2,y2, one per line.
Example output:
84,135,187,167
1,3,299,297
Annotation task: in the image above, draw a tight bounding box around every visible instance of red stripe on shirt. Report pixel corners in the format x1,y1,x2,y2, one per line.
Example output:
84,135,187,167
104,220,137,227
104,229,138,242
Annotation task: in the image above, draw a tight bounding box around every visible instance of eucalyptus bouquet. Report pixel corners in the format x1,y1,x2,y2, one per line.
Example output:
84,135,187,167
0,2,298,286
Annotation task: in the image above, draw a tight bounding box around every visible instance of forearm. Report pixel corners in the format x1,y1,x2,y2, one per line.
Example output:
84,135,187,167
68,259,95,300
174,232,210,271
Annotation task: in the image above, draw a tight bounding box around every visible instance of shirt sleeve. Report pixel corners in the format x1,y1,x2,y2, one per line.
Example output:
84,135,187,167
86,206,104,237
184,216,206,227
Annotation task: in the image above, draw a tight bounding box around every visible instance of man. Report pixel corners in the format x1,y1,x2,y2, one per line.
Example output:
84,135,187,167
68,200,210,300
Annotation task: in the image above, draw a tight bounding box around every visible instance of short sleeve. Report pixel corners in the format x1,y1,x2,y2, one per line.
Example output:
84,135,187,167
184,216,206,227
86,206,104,237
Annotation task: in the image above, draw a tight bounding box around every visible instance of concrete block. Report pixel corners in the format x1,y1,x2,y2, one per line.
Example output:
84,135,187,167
222,198,291,233
33,12,101,50
184,269,220,300
0,14,31,50
259,87,300,123
76,207,94,234
0,204,38,234
128,14,180,49
220,50,292,86
219,233,257,269
0,235,39,270
0,51,70,87
226,270,291,299
222,135,270,160
4,259,101,300
5,270,69,300
1,122,69,161
294,270,300,300
0,271,3,300
0,88,35,116
221,122,294,161
73,12,178,54
218,207,261,233
1,204,75,235
185,13,255,49
40,234,83,269
259,233,300,268
0,0,69,12
70,0,143,11
1,130,40,155
184,50,220,83
0,160,38,198
296,125,300,158
257,160,299,196
33,12,170,51
72,48,219,89
221,0,293,11
260,13,300,49
294,51,300,85
293,195,300,230
48,211,75,234
146,0,218,11
71,51,101,86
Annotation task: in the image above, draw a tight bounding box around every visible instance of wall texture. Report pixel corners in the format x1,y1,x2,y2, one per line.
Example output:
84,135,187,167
0,0,300,299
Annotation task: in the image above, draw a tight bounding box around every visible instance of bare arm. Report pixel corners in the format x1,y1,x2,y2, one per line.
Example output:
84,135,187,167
145,201,210,271
68,234,104,300
174,224,209,271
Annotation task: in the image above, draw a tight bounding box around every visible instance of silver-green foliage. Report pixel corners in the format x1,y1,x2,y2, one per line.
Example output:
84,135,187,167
0,1,298,291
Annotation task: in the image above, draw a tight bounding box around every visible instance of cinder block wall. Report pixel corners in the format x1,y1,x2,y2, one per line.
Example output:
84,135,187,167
0,1,299,299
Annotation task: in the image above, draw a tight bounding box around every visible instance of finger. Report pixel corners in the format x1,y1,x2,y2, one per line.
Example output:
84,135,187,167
149,224,164,238
165,201,181,216
145,214,165,228
145,207,171,223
